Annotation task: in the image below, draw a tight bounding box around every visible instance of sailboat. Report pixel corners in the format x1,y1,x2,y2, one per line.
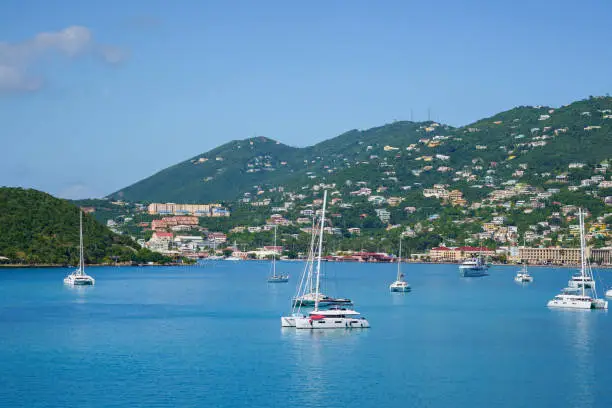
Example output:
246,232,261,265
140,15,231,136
515,238,533,283
290,216,351,308
547,208,607,309
282,190,370,329
268,225,289,283
389,237,411,292
64,211,95,286
514,262,533,283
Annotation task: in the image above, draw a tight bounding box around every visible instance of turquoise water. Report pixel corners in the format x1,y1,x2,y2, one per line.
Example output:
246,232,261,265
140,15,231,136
1,262,611,407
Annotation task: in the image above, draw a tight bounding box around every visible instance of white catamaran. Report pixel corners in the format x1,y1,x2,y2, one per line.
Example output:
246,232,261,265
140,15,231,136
64,211,95,286
547,208,607,310
268,225,289,283
514,263,533,283
281,191,370,329
389,238,411,292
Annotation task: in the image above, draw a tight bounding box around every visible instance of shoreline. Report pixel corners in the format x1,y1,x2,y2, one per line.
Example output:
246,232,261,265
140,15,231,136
2,260,611,269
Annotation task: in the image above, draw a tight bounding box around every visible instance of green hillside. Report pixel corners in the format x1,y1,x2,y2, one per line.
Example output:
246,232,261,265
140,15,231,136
109,96,612,203
0,188,169,265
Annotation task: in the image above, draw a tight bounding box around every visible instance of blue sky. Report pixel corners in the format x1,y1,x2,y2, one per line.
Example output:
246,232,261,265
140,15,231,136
1,0,611,199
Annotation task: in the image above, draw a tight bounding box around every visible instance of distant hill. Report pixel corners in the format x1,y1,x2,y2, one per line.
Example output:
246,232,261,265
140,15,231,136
109,96,612,203
0,188,167,265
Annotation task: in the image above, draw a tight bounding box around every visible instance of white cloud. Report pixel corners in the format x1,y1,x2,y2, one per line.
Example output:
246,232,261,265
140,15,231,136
0,26,127,94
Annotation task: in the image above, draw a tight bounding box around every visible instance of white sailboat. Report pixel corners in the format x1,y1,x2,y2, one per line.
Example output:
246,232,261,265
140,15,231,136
514,262,533,283
389,238,411,292
268,225,289,283
282,190,370,329
547,208,607,310
288,215,351,309
64,211,95,286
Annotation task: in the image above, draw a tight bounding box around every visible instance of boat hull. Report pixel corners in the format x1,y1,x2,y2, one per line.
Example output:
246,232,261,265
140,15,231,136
268,276,289,283
547,299,593,309
389,284,411,292
459,267,489,277
294,317,370,329
72,279,94,286
281,317,295,327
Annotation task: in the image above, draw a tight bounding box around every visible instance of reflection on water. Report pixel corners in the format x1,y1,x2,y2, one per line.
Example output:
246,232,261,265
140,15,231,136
390,291,410,306
555,309,600,407
67,285,93,304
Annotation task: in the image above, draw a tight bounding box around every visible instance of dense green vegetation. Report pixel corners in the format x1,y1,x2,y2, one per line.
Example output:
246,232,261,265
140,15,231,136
0,188,174,265
109,97,612,203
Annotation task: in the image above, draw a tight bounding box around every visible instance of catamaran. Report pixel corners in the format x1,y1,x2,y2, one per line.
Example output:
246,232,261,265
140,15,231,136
64,211,95,286
389,238,411,292
268,225,289,283
547,209,607,310
282,191,369,329
514,262,533,283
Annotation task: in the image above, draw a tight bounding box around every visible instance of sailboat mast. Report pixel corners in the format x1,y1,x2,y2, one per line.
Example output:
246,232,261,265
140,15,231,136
79,211,84,275
307,217,316,293
397,237,402,280
579,208,587,297
314,190,327,312
273,225,277,277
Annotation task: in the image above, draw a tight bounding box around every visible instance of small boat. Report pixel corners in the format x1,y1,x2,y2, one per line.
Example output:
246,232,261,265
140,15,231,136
459,256,489,277
547,209,607,310
514,263,533,283
64,211,95,286
267,225,289,283
389,238,411,292
282,190,369,329
606,289,612,298
205,255,224,261
224,256,242,261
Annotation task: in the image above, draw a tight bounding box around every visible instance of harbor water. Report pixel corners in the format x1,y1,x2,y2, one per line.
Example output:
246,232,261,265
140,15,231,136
1,262,611,407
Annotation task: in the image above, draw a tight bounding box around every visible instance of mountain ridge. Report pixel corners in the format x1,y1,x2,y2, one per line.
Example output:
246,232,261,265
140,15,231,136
109,96,612,203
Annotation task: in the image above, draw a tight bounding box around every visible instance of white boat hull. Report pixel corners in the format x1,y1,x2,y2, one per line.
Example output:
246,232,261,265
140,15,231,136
547,299,593,309
64,273,95,286
294,316,370,329
514,274,533,283
606,289,612,298
268,276,289,283
389,281,411,292
281,317,296,327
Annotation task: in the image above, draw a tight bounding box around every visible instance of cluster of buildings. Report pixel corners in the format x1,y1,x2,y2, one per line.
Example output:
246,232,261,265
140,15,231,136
148,203,230,217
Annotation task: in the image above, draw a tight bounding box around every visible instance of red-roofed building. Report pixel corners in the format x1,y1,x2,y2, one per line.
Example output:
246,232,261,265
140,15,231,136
147,232,174,253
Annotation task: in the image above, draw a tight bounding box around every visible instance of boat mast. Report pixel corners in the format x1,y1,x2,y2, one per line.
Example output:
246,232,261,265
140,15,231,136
307,217,317,294
397,237,402,281
314,190,327,312
579,208,587,297
272,225,277,277
79,211,84,276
